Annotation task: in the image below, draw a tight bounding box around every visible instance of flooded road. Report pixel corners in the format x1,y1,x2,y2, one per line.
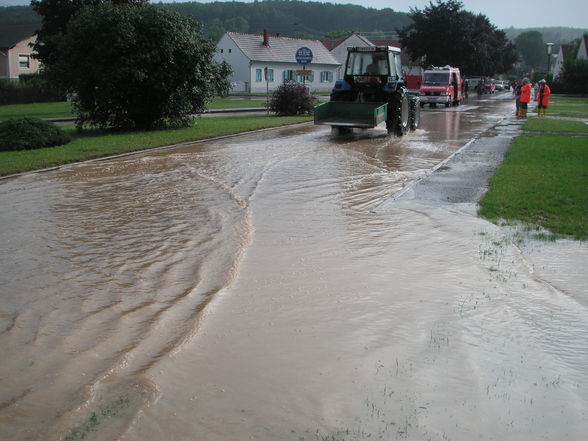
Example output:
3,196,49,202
1,93,587,441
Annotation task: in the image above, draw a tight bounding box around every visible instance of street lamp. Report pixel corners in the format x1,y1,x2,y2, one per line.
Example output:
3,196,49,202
546,42,554,74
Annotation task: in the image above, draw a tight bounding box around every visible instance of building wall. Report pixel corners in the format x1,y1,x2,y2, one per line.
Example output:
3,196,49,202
577,37,587,60
248,61,338,93
2,36,40,79
553,47,566,79
330,34,373,79
214,34,252,92
0,52,8,78
215,34,339,93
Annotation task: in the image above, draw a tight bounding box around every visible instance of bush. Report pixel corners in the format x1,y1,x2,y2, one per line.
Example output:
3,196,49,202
0,118,71,151
0,74,65,105
269,81,316,116
554,59,588,95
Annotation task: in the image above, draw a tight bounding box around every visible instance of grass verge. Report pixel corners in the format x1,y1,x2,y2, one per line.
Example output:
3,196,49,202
523,118,588,133
543,94,588,118
479,133,588,240
0,97,268,121
0,114,311,176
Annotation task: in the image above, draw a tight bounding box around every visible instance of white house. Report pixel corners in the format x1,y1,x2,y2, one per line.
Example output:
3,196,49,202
0,25,41,79
552,44,574,80
577,35,588,60
322,33,373,79
215,31,340,93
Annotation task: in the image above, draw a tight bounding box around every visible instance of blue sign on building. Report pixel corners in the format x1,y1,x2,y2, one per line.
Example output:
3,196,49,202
295,47,313,65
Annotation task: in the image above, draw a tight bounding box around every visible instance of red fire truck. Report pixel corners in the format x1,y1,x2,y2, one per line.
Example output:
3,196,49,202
419,65,463,108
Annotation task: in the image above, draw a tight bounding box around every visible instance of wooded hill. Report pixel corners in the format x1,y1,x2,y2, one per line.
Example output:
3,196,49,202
0,1,411,40
504,27,588,45
0,0,586,44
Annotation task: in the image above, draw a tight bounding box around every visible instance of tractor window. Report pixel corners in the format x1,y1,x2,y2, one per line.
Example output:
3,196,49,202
346,52,390,76
423,72,450,85
389,53,401,79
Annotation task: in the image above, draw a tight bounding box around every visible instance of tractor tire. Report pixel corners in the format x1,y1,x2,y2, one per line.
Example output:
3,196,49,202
387,90,409,136
409,98,420,131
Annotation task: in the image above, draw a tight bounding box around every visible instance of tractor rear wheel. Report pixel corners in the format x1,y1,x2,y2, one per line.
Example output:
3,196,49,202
409,98,420,131
387,91,409,136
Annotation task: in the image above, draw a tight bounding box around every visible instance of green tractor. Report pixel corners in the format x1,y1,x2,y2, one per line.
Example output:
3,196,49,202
314,46,420,136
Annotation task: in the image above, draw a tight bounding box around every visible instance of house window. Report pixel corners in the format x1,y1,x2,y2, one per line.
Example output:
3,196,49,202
320,71,333,83
256,69,263,82
228,49,232,53
267,68,274,82
19,54,30,69
220,49,224,53
283,70,295,82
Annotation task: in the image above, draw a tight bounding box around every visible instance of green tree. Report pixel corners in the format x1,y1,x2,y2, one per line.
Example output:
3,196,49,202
514,31,546,69
397,0,517,75
30,0,147,67
50,3,231,130
558,59,588,94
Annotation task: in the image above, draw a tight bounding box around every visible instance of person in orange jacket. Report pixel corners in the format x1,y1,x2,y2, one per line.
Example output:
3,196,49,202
519,78,532,118
536,79,551,117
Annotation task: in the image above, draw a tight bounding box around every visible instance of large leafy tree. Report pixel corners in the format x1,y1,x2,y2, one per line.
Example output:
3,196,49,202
31,0,147,67
397,0,517,76
514,31,546,69
50,3,231,129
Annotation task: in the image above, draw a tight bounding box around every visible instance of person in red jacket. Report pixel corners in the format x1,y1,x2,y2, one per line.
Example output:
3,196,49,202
519,78,532,119
536,79,551,117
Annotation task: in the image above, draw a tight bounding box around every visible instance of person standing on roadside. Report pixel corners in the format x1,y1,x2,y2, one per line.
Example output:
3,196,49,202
536,79,551,117
519,78,532,118
514,81,522,117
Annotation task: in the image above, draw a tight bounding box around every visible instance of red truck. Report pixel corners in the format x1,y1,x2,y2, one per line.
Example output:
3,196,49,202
419,65,463,108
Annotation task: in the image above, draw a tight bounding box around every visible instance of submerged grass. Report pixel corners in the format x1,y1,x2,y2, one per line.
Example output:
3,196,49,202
0,114,311,176
61,396,129,441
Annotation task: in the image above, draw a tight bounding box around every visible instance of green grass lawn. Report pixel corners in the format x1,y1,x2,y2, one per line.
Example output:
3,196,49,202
479,94,588,240
0,114,311,176
546,95,588,118
0,101,74,120
0,97,267,121
523,118,588,133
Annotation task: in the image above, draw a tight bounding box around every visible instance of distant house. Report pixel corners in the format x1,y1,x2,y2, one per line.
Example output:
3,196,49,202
0,25,40,79
215,31,340,93
322,33,373,79
577,34,588,60
552,44,575,80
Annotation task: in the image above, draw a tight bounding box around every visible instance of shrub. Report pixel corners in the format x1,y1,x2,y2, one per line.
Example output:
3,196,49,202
0,74,65,105
269,81,316,116
0,118,71,151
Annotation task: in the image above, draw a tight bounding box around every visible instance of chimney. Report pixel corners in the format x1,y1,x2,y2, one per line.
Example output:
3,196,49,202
263,29,270,47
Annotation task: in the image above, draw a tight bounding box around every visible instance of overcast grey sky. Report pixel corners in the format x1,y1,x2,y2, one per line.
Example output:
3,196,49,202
1,0,587,29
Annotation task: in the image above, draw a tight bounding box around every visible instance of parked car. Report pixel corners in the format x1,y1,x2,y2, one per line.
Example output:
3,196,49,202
494,80,504,91
484,79,496,94
467,77,484,94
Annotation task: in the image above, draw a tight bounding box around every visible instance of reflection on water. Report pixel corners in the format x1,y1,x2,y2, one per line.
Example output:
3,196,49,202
1,95,586,441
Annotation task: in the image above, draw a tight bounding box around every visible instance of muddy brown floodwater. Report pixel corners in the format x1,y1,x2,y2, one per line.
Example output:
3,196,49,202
1,94,587,441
